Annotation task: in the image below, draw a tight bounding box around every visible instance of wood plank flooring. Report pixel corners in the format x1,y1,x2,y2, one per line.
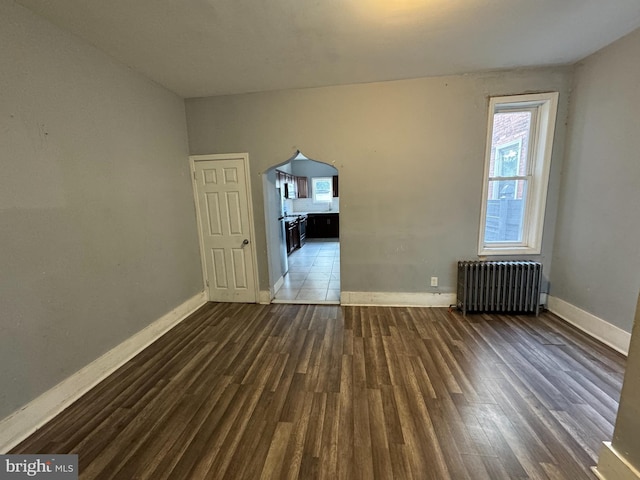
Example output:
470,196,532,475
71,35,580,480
12,303,626,479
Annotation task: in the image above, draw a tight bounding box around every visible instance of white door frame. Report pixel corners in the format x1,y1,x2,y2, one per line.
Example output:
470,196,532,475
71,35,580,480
189,153,260,303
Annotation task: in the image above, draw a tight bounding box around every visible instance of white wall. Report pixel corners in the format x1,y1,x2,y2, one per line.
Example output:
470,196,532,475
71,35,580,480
0,3,202,418
551,27,640,332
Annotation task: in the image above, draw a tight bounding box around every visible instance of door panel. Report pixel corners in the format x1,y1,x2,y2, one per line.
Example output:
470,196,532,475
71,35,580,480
231,249,247,288
211,248,227,288
203,168,218,184
205,193,223,235
226,192,243,235
193,156,257,302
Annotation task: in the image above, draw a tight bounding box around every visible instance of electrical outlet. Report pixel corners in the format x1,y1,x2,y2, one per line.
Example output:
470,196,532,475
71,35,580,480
430,276,438,287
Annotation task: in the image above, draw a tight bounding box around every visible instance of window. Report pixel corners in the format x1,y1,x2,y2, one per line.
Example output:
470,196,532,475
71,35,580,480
478,92,559,255
312,177,333,203
492,138,522,201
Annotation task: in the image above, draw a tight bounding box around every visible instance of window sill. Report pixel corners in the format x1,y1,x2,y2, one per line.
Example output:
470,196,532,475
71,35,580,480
478,246,541,256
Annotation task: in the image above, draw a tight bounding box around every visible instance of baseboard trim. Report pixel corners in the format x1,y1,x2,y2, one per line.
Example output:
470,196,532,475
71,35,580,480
259,290,272,305
273,275,284,295
0,291,207,453
260,276,285,305
593,442,640,480
341,291,456,307
547,295,630,356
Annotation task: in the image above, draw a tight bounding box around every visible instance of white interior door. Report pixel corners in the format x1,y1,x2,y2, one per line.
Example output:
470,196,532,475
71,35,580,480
191,154,258,303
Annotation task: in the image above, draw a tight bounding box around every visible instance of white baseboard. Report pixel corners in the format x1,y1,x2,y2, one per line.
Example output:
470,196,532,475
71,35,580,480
593,442,640,480
547,295,630,356
259,290,272,304
0,291,207,453
260,276,284,304
273,276,284,296
341,291,456,307
540,292,548,306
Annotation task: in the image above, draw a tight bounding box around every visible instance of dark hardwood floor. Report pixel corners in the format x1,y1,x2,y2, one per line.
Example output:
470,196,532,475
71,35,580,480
12,303,625,479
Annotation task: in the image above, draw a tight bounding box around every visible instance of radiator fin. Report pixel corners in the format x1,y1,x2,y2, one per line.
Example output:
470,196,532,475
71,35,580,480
457,261,542,315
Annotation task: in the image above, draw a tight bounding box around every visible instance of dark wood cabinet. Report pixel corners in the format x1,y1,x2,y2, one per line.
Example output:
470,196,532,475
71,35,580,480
285,220,300,254
296,176,308,198
307,213,339,238
276,169,308,199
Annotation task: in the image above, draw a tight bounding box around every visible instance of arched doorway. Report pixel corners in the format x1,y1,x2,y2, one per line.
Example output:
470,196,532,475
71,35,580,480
262,151,340,304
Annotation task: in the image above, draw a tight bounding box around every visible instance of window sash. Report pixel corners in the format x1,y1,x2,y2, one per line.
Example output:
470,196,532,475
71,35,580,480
485,107,534,246
478,92,558,256
484,178,530,246
312,177,333,203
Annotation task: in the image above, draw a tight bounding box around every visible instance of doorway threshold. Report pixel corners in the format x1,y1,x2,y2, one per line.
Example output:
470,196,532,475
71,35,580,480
271,299,340,305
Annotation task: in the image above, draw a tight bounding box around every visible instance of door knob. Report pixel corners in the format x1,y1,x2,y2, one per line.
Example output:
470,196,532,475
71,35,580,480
241,239,249,248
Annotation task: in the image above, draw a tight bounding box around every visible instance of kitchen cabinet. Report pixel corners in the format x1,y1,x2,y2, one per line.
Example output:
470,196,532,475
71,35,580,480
296,176,308,198
276,169,308,199
285,219,301,254
306,213,339,238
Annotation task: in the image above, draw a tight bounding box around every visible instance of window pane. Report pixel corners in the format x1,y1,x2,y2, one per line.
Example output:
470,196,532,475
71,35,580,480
490,111,531,179
484,180,527,243
497,146,519,176
313,177,332,202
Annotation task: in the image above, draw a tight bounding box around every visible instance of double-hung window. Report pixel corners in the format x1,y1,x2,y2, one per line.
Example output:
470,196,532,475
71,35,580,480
478,92,559,255
312,177,333,203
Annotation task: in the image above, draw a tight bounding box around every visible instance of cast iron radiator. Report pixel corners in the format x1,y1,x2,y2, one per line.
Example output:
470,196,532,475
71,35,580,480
457,261,542,315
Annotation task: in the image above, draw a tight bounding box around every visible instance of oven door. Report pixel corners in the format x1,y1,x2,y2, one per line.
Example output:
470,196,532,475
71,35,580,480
299,217,306,246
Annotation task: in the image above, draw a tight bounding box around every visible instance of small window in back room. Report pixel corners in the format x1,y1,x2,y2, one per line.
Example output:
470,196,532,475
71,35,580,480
478,92,559,256
312,177,333,203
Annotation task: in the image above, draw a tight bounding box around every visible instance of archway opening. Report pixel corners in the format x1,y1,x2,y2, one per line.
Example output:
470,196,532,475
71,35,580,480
262,150,340,304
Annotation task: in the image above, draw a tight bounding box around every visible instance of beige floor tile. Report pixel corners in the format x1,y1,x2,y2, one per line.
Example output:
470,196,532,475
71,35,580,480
313,259,334,266
275,240,341,303
275,288,300,300
282,278,305,288
306,272,331,280
289,259,315,267
325,289,341,301
296,288,328,301
310,265,332,272
285,272,307,281
302,279,330,289
288,265,312,274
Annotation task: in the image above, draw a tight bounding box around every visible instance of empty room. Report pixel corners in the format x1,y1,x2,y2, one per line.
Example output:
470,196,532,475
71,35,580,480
1,1,640,479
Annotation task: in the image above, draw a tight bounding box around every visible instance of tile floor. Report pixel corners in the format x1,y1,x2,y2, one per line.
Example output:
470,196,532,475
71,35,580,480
273,239,340,304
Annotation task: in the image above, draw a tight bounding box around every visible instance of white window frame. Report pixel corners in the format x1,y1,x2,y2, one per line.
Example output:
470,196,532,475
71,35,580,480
478,92,559,256
312,177,333,203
